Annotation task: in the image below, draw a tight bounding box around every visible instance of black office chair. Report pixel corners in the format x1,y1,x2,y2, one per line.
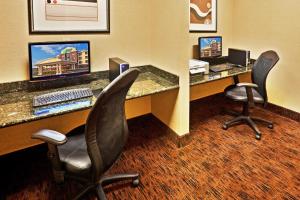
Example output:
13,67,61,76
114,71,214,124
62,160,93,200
32,69,140,200
222,51,279,140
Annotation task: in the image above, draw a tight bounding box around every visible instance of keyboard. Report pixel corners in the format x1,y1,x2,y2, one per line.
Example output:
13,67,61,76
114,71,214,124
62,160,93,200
33,88,93,107
210,64,234,72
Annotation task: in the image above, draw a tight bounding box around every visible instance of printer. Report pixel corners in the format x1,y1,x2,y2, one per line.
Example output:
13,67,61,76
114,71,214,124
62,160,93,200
189,59,209,75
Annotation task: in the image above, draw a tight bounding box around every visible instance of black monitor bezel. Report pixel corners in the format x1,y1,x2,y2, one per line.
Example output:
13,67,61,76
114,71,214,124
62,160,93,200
28,41,91,81
198,36,222,59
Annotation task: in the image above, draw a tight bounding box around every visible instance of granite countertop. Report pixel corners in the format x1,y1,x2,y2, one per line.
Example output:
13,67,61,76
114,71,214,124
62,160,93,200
0,65,179,128
190,64,252,86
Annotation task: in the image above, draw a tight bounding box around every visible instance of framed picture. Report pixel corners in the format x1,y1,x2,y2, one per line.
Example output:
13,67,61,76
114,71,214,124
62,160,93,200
189,0,217,32
28,0,110,34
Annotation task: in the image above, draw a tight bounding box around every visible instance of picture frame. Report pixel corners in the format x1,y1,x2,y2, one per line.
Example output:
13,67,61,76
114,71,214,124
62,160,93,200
189,0,217,33
28,0,110,34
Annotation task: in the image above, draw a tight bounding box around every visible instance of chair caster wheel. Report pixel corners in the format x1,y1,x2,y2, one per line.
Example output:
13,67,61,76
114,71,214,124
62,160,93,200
132,178,139,187
268,124,274,129
255,134,261,140
222,124,228,130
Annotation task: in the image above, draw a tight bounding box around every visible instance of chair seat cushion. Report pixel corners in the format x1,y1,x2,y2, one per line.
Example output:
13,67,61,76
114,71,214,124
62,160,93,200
225,86,264,103
58,132,91,175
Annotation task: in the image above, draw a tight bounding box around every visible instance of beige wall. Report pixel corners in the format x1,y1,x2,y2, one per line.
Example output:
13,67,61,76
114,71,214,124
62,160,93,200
0,0,151,83
0,0,191,136
189,0,234,58
150,0,190,136
149,0,235,135
232,0,300,112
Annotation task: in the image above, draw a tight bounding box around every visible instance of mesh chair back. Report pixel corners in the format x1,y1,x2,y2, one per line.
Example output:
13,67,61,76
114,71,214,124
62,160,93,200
85,69,140,181
252,51,279,102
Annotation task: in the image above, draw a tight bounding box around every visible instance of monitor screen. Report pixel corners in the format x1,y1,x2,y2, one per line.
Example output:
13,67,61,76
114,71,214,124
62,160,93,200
199,36,222,59
29,41,91,81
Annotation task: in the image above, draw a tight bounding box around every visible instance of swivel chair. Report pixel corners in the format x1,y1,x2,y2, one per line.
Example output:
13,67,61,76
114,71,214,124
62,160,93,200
222,51,279,140
32,69,140,200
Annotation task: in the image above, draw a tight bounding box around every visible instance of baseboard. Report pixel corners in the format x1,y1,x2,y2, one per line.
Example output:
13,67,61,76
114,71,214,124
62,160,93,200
173,132,193,148
164,128,192,148
192,93,300,123
128,113,191,148
128,97,299,148
266,103,300,122
149,115,191,148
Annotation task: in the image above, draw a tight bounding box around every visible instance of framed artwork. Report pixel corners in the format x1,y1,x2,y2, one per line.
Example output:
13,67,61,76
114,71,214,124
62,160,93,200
189,0,217,32
28,0,110,34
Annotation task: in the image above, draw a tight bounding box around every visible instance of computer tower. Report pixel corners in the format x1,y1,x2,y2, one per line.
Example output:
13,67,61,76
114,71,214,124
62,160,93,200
228,48,250,67
109,58,129,81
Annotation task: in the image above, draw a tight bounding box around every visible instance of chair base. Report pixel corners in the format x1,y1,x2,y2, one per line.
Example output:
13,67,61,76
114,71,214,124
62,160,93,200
73,173,140,200
222,108,273,140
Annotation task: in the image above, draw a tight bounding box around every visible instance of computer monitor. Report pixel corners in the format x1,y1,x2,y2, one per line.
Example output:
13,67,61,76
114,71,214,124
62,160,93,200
29,41,91,81
199,36,222,59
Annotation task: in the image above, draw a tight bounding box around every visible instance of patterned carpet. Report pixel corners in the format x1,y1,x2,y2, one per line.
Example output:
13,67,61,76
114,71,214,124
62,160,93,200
1,95,299,200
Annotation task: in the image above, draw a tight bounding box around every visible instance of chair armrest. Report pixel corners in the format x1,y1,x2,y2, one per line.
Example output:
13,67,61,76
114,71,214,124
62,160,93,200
236,82,258,107
32,129,67,145
237,82,258,88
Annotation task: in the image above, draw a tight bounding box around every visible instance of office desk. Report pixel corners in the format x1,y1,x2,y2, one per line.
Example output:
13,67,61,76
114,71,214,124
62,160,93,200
0,65,179,156
190,64,252,101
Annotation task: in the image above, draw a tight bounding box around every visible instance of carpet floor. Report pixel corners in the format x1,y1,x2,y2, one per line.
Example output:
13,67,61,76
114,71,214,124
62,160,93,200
1,95,299,200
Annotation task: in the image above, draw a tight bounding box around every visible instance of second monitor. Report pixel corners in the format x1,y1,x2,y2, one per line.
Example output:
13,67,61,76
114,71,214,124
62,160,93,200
199,36,222,59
